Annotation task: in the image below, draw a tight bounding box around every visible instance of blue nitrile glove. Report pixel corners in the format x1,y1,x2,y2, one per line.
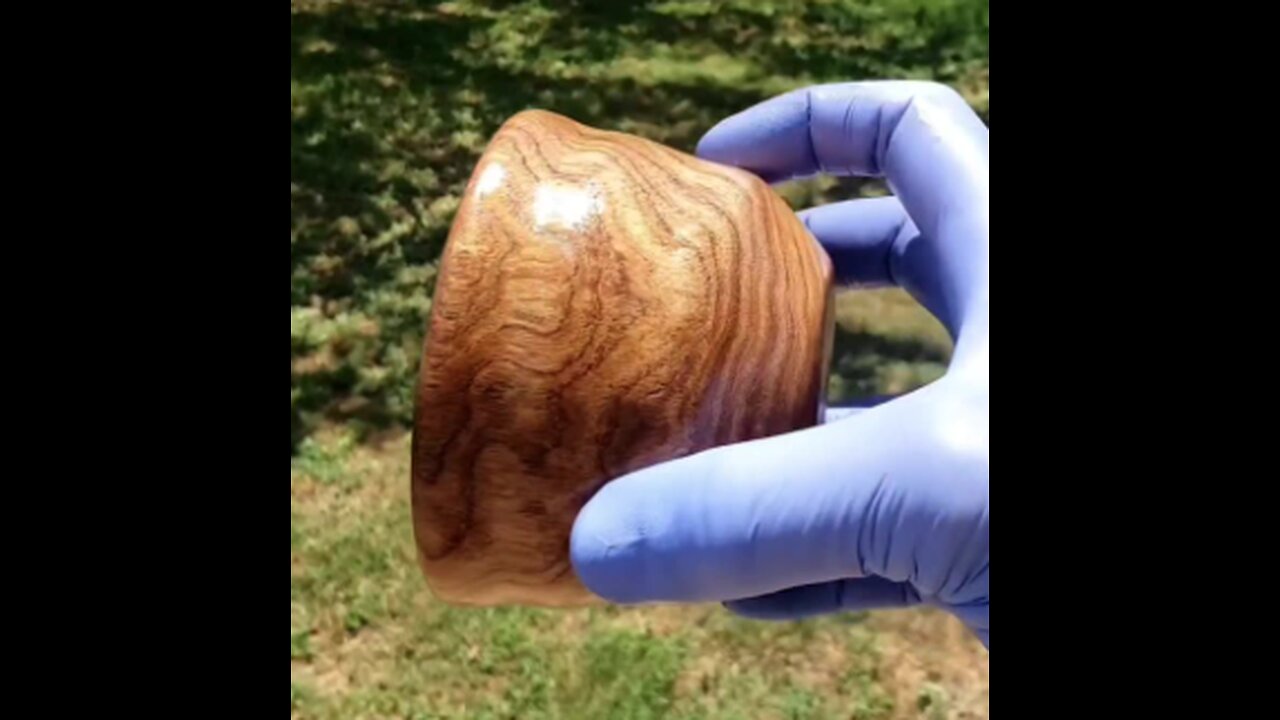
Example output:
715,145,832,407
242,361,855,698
570,82,990,649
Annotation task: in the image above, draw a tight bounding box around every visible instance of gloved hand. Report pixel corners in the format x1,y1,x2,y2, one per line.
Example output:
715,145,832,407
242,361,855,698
571,81,989,649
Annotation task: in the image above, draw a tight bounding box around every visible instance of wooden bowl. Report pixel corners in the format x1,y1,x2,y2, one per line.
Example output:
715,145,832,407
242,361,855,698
412,110,834,607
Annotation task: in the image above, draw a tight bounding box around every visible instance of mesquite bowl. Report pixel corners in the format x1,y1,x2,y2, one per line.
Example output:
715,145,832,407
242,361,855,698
412,110,834,607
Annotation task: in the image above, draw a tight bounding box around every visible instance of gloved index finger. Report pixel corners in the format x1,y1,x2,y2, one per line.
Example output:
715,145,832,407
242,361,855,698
696,82,987,231
696,81,989,350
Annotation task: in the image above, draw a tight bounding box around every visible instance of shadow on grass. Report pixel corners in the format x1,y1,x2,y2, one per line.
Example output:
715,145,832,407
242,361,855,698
828,323,951,404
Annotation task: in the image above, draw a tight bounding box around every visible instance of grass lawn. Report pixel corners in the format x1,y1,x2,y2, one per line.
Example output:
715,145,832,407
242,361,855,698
291,359,988,720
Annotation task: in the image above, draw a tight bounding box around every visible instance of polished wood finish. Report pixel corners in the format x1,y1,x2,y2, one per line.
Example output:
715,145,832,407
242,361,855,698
413,110,834,606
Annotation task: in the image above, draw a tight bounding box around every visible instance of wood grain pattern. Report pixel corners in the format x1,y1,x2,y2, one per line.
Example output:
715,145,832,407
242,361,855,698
412,110,834,607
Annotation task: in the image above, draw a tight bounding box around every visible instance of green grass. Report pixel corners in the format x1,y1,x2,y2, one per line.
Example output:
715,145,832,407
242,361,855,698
828,290,953,403
290,431,988,719
579,630,687,719
916,685,952,720
841,633,896,720
294,433,358,487
291,682,318,714
289,275,975,720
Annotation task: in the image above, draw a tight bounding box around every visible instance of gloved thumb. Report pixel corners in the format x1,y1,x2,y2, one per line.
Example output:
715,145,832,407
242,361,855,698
570,393,953,604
